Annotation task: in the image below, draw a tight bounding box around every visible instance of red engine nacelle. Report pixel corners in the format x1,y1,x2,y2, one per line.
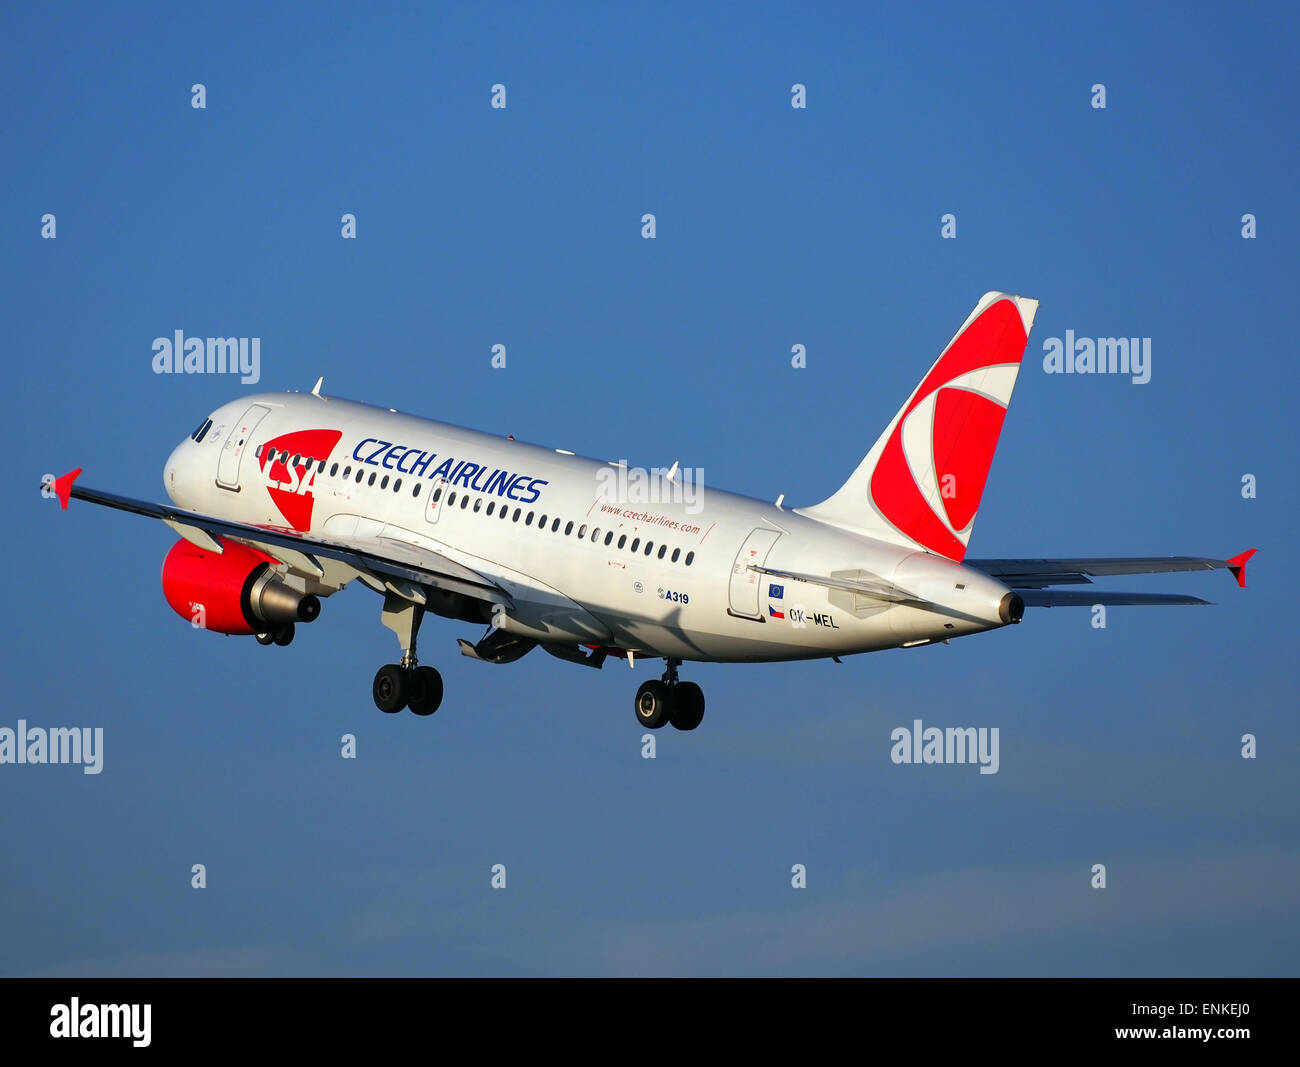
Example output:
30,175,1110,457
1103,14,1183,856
161,538,321,635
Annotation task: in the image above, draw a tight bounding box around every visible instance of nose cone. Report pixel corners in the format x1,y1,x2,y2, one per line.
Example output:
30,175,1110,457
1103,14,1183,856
163,440,187,505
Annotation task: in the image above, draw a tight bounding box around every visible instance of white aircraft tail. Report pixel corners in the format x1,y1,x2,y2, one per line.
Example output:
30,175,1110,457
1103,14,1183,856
799,291,1039,561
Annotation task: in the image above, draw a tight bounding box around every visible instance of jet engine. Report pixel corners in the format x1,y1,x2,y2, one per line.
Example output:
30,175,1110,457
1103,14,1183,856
161,538,320,635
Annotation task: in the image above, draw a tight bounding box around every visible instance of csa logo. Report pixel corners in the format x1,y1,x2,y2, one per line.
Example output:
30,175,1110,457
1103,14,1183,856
259,428,342,531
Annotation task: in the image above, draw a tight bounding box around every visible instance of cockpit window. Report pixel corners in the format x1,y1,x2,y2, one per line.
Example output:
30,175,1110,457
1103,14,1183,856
190,418,213,443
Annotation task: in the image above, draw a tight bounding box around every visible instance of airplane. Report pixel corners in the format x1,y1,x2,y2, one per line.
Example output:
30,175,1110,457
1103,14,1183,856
46,291,1254,730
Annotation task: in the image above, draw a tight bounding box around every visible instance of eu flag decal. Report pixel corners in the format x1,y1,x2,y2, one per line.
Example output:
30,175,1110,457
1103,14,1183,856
768,584,784,599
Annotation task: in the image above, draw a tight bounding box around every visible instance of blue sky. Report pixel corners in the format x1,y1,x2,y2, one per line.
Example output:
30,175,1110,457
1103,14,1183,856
1,1,1296,976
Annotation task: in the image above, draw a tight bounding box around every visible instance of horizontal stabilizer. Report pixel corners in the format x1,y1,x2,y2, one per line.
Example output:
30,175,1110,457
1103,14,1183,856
966,555,1255,589
1020,591,1210,608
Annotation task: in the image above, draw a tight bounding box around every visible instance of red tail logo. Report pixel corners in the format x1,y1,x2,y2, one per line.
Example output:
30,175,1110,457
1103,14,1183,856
869,298,1028,561
258,429,342,531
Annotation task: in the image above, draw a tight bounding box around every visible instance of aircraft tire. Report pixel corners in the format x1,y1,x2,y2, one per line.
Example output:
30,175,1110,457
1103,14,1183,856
635,680,671,729
407,666,443,716
373,664,406,713
668,682,705,731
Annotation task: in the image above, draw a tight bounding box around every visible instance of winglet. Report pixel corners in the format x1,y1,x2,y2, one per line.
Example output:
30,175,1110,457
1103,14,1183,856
53,468,83,510
1227,548,1257,588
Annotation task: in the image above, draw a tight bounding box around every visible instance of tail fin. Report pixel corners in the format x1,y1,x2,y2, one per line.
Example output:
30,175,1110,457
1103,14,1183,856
798,291,1039,561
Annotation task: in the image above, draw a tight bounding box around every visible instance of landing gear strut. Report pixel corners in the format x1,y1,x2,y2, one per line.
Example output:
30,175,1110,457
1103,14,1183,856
373,592,443,716
634,658,705,731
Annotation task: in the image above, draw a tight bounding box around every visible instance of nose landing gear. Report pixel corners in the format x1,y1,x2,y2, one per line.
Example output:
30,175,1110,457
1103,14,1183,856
634,659,705,731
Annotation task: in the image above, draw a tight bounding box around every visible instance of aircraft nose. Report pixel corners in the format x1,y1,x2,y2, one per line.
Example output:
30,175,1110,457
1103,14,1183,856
163,440,187,504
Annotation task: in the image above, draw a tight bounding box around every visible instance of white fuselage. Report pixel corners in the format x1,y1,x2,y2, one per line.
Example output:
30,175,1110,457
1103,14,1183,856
164,393,1015,662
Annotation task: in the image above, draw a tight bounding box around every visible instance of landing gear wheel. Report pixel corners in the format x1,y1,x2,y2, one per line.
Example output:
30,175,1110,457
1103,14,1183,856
635,680,671,729
255,632,275,646
668,681,705,731
407,666,443,716
373,664,406,713
273,623,295,647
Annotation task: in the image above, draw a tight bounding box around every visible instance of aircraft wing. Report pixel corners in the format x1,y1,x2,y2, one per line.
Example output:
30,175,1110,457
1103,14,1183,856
49,470,510,607
965,550,1256,605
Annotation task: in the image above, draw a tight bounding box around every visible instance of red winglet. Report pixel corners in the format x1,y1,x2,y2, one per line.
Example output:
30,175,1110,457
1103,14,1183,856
1226,548,1257,588
53,468,83,510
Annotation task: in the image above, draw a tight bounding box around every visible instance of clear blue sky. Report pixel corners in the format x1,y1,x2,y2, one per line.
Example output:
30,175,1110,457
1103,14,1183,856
1,1,1296,976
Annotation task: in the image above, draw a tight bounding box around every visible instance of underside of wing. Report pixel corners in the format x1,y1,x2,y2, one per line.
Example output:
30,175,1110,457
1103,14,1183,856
59,476,511,609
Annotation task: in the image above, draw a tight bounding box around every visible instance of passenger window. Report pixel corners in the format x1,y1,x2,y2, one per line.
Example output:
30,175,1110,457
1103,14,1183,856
447,491,457,506
671,548,680,562
381,475,389,489
473,498,481,512
644,541,653,555
538,514,547,528
512,508,521,521
368,472,376,486
604,532,613,546
630,538,639,552
330,463,339,477
460,496,469,509
618,535,627,549
566,521,574,536
486,501,495,516
526,511,534,526
578,524,586,538
658,545,666,559
432,487,442,503
343,466,351,477
685,551,695,566
412,483,421,497
394,479,402,492
355,469,363,483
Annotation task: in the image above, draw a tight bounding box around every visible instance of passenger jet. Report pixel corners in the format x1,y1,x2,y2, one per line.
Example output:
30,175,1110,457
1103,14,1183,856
47,292,1254,730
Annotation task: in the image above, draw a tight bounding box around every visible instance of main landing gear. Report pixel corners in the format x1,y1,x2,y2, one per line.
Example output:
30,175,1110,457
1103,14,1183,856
635,658,705,731
372,592,443,716
255,623,295,646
